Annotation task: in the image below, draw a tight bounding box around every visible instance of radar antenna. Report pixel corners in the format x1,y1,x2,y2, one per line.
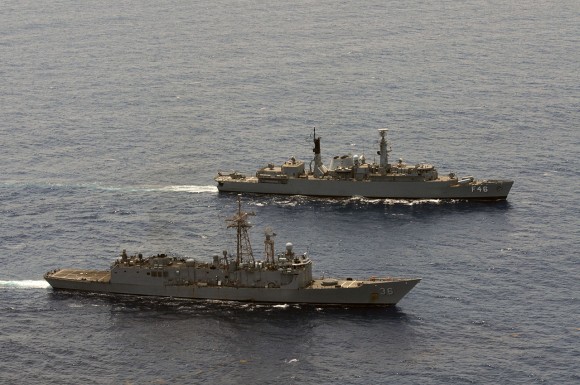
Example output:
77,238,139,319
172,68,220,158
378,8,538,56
226,195,255,265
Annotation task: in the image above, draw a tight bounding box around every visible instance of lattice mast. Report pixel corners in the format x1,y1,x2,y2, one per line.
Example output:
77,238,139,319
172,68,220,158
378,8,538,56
226,196,255,265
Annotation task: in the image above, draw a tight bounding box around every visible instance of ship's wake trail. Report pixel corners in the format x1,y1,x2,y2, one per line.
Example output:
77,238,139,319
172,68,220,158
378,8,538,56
0,280,50,289
154,185,218,193
0,182,219,194
98,184,219,193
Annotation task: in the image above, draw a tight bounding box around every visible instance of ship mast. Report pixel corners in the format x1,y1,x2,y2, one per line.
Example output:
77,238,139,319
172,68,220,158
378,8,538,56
226,195,255,265
264,228,276,265
378,128,391,172
311,127,327,178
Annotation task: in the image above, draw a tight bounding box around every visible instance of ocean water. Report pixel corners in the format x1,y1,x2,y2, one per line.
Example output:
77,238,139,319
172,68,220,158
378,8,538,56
1,0,578,384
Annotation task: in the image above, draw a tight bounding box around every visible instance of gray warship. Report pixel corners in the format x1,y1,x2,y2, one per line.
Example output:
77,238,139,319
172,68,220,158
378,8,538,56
215,129,513,200
45,198,420,306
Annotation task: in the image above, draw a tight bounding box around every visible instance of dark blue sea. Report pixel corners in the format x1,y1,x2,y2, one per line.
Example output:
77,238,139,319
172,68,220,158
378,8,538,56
1,1,578,384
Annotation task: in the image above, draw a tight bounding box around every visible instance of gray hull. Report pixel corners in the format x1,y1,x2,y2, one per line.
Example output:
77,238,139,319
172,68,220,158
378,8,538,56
216,128,513,200
45,270,420,306
216,175,513,200
45,198,420,307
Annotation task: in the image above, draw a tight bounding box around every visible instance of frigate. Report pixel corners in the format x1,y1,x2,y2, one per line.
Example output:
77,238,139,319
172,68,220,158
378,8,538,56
45,197,420,306
215,129,513,200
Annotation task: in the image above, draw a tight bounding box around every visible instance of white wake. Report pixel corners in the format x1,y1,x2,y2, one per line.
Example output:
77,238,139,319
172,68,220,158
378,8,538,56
0,280,51,289
154,185,218,193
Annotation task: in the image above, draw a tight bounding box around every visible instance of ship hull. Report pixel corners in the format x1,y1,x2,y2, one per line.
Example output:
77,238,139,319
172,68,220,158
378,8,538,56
45,270,420,306
216,176,513,200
